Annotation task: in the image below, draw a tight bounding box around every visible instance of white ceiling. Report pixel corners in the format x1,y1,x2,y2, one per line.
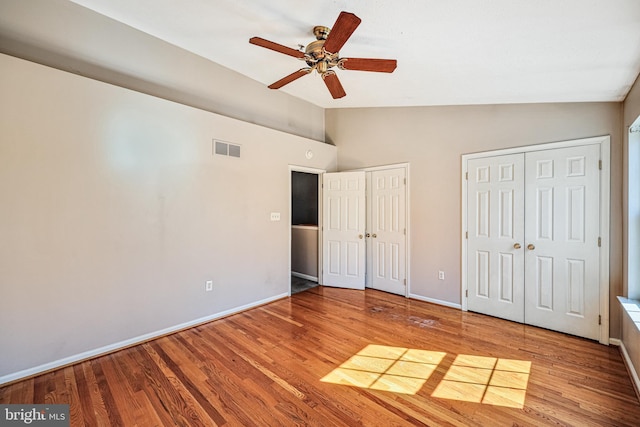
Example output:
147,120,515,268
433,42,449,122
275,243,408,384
69,0,640,109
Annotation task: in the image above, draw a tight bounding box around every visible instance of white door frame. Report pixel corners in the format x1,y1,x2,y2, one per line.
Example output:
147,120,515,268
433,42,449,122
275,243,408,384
461,135,611,345
289,165,325,296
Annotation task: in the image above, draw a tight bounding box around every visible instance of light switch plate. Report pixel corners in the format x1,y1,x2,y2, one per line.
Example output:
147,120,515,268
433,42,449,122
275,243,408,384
270,212,281,221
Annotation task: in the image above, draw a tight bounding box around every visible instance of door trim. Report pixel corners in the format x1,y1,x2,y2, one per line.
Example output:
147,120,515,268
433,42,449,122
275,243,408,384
461,135,611,344
289,165,325,296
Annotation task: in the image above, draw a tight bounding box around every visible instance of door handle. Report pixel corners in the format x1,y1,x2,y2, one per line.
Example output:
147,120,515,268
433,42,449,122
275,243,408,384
513,243,521,249
372,234,377,238
366,233,371,238
527,243,535,250
359,234,363,239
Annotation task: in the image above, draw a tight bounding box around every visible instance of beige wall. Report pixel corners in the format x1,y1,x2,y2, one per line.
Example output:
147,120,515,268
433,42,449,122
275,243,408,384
0,0,325,142
291,226,319,278
0,54,337,382
623,74,640,297
326,102,624,337
625,74,640,127
621,73,640,376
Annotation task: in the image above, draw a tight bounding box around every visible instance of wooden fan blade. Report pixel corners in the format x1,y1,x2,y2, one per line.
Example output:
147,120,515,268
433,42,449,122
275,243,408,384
323,12,361,54
340,58,397,73
268,68,312,89
322,72,346,99
249,37,305,59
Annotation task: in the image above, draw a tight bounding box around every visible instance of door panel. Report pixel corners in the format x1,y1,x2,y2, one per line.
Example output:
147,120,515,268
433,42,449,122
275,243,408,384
366,168,406,295
467,154,525,323
524,145,600,340
322,171,366,289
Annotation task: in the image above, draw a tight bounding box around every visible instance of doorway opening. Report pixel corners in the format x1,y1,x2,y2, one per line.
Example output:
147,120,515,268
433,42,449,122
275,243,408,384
290,168,322,294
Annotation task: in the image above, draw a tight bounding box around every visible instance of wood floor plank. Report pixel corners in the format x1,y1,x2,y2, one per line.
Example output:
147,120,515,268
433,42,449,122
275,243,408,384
1,287,639,426
81,361,111,425
72,364,99,427
91,357,125,426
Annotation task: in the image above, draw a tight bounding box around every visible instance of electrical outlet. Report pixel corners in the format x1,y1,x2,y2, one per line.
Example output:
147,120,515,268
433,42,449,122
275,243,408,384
270,212,281,221
205,280,213,291
438,271,445,280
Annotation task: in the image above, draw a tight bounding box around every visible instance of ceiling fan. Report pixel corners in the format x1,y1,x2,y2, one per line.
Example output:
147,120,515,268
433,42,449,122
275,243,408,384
249,11,397,99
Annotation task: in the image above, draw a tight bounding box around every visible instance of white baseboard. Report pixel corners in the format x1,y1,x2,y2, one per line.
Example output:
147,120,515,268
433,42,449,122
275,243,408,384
0,292,288,386
408,293,462,310
619,340,640,400
291,272,318,282
609,338,621,346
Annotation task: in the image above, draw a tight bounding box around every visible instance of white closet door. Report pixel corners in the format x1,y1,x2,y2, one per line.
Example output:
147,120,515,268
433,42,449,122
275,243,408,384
322,171,366,289
467,154,525,323
367,168,406,295
524,144,601,340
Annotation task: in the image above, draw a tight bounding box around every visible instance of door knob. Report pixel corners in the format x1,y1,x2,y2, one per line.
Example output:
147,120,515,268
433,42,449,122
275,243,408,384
359,234,363,239
366,233,371,238
372,234,377,238
527,243,535,250
513,243,521,249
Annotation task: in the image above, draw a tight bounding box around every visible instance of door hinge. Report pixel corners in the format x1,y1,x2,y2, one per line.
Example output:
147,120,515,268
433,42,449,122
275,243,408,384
404,177,406,185
465,231,468,239
598,315,602,325
465,172,468,180
599,160,602,170
598,237,601,247
465,289,468,298
404,228,406,235
404,279,407,286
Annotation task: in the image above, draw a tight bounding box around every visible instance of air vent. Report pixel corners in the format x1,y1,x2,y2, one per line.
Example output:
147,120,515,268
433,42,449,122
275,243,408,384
213,140,241,158
228,144,241,158
215,140,228,155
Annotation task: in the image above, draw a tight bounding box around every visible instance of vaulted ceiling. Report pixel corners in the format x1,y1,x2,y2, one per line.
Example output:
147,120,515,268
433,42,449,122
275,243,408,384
69,0,640,109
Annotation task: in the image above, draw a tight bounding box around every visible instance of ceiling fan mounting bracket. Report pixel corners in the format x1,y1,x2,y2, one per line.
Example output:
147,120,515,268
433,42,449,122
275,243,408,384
313,26,330,40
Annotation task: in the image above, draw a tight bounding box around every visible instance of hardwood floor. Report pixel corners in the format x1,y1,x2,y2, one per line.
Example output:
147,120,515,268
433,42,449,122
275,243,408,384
2,287,639,426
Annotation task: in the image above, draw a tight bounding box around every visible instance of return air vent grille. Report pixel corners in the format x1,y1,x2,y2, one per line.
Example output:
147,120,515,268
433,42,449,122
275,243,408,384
213,140,241,158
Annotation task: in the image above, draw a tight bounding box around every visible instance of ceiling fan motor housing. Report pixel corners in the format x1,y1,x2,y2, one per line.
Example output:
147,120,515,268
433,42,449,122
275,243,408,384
305,27,339,73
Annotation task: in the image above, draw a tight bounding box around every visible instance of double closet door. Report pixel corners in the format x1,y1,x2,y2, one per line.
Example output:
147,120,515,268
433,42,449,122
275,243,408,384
322,167,407,295
467,143,602,340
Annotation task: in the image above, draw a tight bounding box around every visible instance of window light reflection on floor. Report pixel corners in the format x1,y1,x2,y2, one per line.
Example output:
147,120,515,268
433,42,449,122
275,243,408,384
320,344,446,394
431,354,531,409
321,345,531,408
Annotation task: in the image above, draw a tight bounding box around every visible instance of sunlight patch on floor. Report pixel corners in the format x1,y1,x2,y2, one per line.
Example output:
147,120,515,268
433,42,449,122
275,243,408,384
321,345,531,407
320,344,445,394
431,354,531,408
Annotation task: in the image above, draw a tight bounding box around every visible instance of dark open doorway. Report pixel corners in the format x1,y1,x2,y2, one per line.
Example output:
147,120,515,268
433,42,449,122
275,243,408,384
291,171,319,294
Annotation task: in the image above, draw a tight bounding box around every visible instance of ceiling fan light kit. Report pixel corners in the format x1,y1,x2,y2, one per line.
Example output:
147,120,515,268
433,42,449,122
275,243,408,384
249,11,397,99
